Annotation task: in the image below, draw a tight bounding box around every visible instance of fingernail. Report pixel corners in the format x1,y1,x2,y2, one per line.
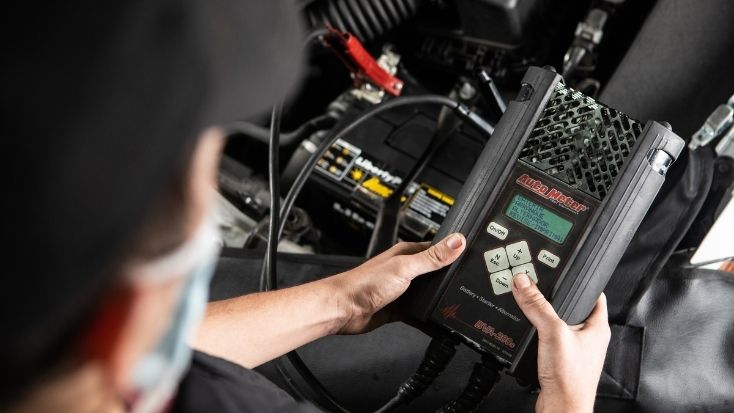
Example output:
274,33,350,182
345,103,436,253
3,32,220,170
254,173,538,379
513,273,531,289
446,234,463,250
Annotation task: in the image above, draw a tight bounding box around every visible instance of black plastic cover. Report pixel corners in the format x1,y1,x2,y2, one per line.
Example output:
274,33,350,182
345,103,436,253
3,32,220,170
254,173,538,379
403,66,685,382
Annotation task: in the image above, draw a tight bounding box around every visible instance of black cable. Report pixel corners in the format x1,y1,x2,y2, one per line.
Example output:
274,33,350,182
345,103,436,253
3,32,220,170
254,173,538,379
255,26,355,413
259,103,349,412
373,334,461,413
260,104,282,291
366,102,483,257
303,27,329,48
259,104,303,394
435,355,503,413
225,114,337,146
260,104,297,391
476,70,506,123
373,395,402,413
263,95,494,413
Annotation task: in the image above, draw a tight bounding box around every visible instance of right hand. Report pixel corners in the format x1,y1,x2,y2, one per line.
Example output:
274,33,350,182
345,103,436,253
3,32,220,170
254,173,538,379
511,273,611,413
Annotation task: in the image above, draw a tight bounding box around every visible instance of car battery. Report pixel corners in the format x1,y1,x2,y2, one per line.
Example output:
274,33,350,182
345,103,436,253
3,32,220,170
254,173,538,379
305,102,489,252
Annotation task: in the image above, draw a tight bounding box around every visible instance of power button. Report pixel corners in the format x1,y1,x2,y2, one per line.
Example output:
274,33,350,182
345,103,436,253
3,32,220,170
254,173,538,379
487,221,508,240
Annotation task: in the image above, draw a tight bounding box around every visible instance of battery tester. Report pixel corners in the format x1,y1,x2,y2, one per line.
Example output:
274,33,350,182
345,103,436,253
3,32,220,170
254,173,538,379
405,66,685,383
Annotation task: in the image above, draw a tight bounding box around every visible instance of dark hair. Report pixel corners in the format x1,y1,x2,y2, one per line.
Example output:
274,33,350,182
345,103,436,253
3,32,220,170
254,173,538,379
2,151,195,409
4,1,304,407
125,153,195,261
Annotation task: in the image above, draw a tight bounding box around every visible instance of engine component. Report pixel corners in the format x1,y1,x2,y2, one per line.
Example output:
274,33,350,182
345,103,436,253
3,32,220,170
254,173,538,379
414,34,533,85
561,7,609,78
690,94,734,150
219,155,271,220
216,193,315,253
453,0,547,48
322,27,405,98
304,0,420,42
476,69,507,121
218,155,319,251
303,96,490,253
715,125,734,158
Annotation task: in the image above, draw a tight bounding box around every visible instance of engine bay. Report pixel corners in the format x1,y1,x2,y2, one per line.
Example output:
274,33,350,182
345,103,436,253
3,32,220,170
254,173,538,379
211,1,734,411
218,0,667,257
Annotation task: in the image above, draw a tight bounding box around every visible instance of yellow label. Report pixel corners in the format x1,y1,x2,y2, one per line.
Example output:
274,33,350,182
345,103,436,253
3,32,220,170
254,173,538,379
350,168,364,181
362,176,394,198
426,185,455,206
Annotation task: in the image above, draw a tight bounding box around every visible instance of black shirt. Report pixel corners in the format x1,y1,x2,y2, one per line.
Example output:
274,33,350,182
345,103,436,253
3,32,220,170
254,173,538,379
172,351,319,413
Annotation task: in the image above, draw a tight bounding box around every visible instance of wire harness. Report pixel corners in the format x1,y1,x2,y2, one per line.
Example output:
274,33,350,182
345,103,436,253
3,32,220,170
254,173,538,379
435,355,503,413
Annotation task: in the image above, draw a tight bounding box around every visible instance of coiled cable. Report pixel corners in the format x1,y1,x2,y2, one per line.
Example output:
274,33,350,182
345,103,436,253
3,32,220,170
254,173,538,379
435,355,503,413
375,334,462,413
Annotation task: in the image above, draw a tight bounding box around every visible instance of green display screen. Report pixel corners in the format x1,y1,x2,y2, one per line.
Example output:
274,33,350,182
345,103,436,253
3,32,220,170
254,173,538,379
505,194,573,243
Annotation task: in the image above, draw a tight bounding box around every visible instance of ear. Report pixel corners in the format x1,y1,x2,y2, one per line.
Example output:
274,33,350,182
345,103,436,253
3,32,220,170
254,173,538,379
80,284,136,382
80,276,186,392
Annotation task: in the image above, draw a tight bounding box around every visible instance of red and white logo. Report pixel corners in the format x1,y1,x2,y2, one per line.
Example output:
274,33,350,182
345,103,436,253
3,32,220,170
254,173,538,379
516,174,589,214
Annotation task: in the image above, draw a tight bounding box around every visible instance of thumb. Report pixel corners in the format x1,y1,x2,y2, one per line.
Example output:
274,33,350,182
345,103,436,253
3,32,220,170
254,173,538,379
511,273,563,339
397,233,465,280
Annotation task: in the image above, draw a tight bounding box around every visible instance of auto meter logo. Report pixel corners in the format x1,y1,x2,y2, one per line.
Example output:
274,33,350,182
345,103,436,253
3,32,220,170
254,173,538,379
440,304,460,320
516,174,589,214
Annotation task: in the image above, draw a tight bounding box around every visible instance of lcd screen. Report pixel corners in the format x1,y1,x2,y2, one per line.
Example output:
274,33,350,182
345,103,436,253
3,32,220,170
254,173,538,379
505,193,573,243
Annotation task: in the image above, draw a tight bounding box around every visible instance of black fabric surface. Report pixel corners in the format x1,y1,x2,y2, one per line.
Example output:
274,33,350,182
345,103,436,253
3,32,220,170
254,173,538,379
597,324,643,400
173,351,319,413
626,266,734,412
599,0,734,139
210,250,734,412
603,148,715,324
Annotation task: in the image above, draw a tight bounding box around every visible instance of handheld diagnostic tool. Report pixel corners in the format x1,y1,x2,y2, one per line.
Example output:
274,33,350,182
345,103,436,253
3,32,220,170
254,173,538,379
405,67,684,383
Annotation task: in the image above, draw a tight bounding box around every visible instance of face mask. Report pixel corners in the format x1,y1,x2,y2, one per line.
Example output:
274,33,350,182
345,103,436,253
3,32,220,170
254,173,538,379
128,215,222,413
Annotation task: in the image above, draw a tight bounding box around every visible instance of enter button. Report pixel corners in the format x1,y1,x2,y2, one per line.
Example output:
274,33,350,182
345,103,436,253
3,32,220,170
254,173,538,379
538,249,560,268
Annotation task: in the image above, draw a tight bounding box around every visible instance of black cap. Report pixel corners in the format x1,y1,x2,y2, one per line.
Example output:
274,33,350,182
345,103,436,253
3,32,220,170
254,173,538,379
2,0,303,400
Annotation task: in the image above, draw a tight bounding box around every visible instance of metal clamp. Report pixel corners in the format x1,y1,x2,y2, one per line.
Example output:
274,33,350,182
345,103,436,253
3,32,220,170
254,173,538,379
647,149,674,176
690,93,734,149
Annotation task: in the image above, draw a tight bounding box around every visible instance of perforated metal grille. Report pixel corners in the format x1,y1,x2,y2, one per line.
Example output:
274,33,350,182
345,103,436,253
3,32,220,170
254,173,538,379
518,82,643,200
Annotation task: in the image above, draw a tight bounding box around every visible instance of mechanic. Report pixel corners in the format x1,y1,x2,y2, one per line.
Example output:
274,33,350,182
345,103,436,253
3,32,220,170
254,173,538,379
4,2,610,413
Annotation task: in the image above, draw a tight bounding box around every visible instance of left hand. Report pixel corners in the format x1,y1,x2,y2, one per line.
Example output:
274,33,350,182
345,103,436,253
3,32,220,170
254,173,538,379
328,233,466,334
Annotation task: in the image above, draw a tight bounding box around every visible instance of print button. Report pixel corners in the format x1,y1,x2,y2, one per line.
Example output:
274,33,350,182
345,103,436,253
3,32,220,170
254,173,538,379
538,249,560,268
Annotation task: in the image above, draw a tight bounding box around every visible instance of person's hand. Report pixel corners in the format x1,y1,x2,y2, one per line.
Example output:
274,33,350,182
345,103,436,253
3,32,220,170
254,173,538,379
511,273,611,413
328,233,466,334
